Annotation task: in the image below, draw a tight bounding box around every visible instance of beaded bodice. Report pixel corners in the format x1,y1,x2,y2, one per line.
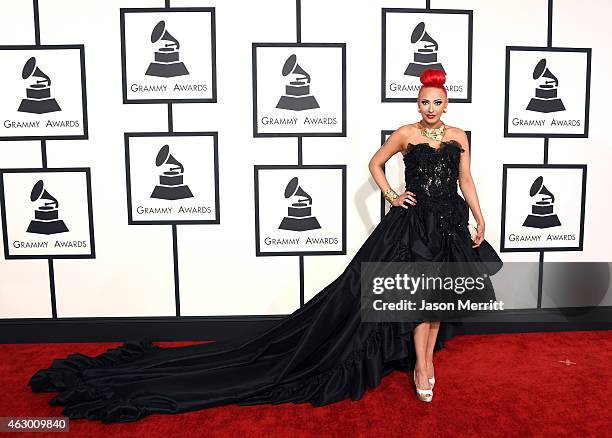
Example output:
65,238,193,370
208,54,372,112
402,140,466,234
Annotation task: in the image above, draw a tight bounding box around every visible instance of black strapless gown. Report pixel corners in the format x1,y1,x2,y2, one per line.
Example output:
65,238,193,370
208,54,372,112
29,140,502,423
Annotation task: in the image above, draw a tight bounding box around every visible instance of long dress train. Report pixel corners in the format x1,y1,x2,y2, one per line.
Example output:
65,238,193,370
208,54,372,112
28,139,502,423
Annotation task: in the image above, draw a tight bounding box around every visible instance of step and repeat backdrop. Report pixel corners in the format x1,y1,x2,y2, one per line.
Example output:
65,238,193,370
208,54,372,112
0,0,611,321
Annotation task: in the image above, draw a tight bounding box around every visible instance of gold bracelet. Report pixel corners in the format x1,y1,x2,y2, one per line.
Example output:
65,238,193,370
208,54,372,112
385,193,398,203
383,188,398,204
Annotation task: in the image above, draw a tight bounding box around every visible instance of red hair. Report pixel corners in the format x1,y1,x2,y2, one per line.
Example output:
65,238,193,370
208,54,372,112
418,69,447,97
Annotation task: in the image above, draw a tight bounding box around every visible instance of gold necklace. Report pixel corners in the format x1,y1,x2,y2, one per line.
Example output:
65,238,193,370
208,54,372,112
418,121,446,142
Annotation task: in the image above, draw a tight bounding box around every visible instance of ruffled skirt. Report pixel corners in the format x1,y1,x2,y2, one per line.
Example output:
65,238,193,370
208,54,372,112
29,203,500,423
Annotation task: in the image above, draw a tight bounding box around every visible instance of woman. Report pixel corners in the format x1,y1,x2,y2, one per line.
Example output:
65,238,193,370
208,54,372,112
29,69,501,422
368,68,493,401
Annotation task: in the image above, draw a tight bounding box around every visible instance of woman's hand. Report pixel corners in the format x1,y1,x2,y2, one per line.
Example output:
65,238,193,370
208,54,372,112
471,222,485,247
392,191,417,208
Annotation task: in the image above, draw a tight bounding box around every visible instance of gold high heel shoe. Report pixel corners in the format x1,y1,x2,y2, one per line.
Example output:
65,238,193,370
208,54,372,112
413,369,433,402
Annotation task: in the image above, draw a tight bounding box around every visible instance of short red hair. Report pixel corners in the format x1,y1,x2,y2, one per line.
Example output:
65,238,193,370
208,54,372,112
418,68,447,97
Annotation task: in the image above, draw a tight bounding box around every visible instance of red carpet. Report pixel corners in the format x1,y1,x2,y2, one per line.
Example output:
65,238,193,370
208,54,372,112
1,330,610,437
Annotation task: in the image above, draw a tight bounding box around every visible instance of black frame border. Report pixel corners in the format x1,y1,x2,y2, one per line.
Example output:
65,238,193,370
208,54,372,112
381,8,474,103
253,164,347,256
503,46,592,138
252,42,347,138
0,44,88,141
124,131,220,225
500,163,587,252
0,167,96,259
119,7,218,104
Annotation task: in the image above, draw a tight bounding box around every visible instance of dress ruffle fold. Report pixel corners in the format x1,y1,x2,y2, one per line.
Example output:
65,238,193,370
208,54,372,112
238,321,430,407
28,320,448,423
29,339,161,422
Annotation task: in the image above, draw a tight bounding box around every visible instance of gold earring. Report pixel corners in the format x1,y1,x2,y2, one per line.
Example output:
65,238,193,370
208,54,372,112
443,108,447,113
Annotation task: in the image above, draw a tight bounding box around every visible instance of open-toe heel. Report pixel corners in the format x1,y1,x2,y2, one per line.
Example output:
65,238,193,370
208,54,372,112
427,364,435,389
413,369,433,402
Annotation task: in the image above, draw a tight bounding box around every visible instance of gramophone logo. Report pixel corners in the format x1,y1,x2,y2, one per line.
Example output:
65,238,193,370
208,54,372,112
145,20,190,78
525,58,566,113
276,54,320,111
17,57,61,114
26,179,69,235
522,176,561,229
278,176,321,231
404,22,445,77
150,144,194,200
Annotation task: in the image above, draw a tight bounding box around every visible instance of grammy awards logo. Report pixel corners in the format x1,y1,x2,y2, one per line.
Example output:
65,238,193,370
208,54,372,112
526,58,566,113
404,22,445,77
17,57,61,114
150,144,194,200
278,176,321,231
275,54,320,111
522,176,561,228
26,180,69,234
145,20,190,78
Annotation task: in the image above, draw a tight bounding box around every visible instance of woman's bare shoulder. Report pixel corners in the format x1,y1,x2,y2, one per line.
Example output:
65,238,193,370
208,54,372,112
395,123,419,135
392,124,418,154
445,126,468,140
393,123,421,143
444,125,463,134
443,126,469,152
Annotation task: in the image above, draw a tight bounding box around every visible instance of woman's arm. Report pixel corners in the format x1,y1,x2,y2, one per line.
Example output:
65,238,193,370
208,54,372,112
368,126,417,207
456,130,485,246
